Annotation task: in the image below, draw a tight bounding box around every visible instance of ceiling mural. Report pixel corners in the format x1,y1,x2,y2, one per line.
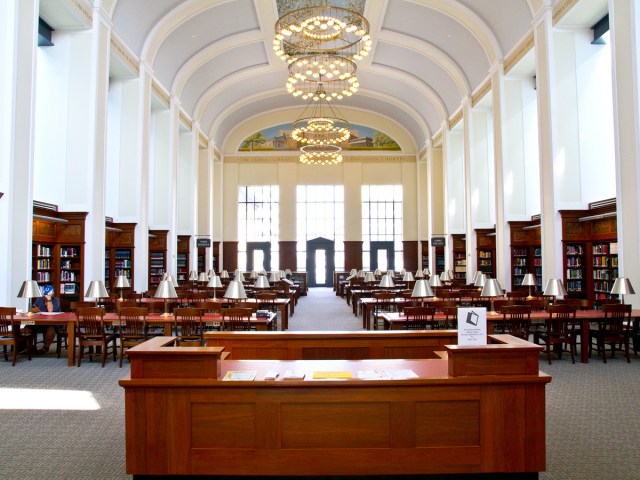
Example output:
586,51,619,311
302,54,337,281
239,123,400,152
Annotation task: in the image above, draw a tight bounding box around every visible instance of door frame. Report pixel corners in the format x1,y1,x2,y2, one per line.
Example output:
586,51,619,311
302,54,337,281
246,241,271,272
370,241,395,272
306,237,335,287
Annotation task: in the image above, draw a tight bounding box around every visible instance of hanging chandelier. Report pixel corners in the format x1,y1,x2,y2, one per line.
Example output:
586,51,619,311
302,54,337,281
285,53,359,100
299,145,343,165
273,5,372,68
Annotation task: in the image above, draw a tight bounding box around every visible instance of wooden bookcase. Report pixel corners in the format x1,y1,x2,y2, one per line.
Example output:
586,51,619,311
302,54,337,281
177,235,190,284
149,230,168,288
32,206,87,303
105,221,136,293
508,219,542,291
420,241,429,272
475,228,496,278
451,234,466,282
560,200,617,306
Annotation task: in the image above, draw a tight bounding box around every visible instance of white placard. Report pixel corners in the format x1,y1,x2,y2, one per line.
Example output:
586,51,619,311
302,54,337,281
457,307,487,346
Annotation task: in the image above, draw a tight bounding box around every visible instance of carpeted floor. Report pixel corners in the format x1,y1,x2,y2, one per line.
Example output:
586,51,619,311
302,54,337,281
0,287,638,479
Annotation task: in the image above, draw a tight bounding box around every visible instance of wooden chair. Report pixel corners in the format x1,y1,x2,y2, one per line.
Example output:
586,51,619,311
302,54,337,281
590,303,631,363
192,302,223,331
441,306,458,329
0,307,32,366
58,302,96,358
593,298,621,310
403,306,436,330
431,300,458,313
118,307,149,367
255,292,278,312
173,308,204,346
232,301,258,312
76,307,117,367
537,304,576,364
500,305,532,340
223,307,253,331
371,292,396,330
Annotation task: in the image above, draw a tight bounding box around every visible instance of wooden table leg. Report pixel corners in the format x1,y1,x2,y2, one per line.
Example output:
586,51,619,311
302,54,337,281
67,320,76,367
580,317,589,363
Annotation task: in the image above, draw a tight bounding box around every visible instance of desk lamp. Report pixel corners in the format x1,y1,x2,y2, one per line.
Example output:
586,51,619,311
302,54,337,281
285,269,292,278
403,271,415,282
423,268,431,279
248,270,258,280
521,273,537,300
411,279,434,304
268,271,280,284
189,270,198,285
207,274,222,299
17,280,42,316
154,279,178,316
400,268,407,277
349,269,358,277
207,269,214,279
358,270,366,279
198,272,208,286
428,274,442,300
234,270,245,282
364,272,376,284
85,280,109,307
254,275,271,289
543,278,567,304
220,270,229,280
387,269,395,278
114,274,130,302
610,277,635,304
474,273,486,292
223,280,247,301
378,275,395,289
480,278,502,316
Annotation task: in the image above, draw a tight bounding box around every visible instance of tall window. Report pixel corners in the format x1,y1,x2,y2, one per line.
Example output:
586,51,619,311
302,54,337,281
362,185,403,271
238,186,279,271
296,185,344,271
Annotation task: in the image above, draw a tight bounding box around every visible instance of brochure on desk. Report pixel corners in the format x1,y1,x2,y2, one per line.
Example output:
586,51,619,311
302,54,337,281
457,307,487,346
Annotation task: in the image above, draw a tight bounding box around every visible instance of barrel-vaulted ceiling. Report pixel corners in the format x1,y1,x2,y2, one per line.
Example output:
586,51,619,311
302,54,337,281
39,0,609,154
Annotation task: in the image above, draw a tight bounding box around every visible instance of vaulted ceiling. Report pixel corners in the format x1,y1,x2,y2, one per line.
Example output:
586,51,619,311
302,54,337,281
39,0,608,154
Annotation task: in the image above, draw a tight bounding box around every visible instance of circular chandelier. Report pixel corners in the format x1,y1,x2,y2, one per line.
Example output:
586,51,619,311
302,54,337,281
285,54,359,100
291,84,350,146
299,145,343,166
273,6,372,65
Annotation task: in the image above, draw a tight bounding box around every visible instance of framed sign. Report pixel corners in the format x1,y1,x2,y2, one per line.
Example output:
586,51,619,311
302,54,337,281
457,307,487,346
431,237,446,247
196,238,211,248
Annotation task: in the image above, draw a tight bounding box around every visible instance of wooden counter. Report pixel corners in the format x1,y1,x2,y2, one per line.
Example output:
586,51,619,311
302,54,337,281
120,335,549,477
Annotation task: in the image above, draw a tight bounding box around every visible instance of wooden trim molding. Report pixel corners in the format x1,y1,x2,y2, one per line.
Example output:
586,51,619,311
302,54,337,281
553,0,579,25
471,79,492,107
504,32,535,74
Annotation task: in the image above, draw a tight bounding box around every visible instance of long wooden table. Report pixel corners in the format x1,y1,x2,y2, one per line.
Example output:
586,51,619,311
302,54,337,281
119,335,550,477
379,309,640,364
16,311,276,366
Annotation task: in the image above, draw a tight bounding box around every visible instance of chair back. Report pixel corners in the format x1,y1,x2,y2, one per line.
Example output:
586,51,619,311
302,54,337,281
524,299,548,312
441,306,458,329
232,301,257,312
403,306,436,330
0,307,17,337
76,307,107,336
601,303,632,334
493,299,516,314
546,304,577,335
173,307,204,341
193,301,222,314
501,304,532,339
223,307,253,331
118,307,149,337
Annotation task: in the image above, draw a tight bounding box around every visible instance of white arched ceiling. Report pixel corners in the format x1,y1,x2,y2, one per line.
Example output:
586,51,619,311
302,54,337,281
95,0,566,152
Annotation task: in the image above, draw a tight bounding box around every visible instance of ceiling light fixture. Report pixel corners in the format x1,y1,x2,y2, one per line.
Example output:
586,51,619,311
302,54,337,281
285,54,359,100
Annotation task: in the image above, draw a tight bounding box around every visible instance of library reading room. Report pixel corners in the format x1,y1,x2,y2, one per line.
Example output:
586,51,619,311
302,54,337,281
2,1,640,479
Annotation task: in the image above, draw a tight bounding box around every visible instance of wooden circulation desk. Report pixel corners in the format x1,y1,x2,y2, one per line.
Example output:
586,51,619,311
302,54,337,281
120,335,550,478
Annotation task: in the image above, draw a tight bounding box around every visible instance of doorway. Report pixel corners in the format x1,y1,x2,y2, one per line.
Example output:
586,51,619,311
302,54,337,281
246,242,271,272
370,241,395,272
306,237,335,287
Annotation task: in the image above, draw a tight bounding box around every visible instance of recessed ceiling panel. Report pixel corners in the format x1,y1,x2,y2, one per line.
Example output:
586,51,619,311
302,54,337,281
153,0,260,89
383,0,490,90
180,42,270,114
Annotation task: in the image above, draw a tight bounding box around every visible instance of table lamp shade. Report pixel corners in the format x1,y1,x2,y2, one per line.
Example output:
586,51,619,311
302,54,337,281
474,273,486,288
543,279,567,297
249,270,258,279
378,275,395,288
423,268,430,276
349,269,358,276
358,270,366,278
480,279,502,298
17,280,42,298
415,269,424,278
198,272,208,283
387,270,395,277
521,273,536,286
364,272,376,283
254,276,270,289
114,275,130,289
610,277,635,295
207,275,222,288
268,272,280,283
400,269,406,276
374,269,382,276
85,280,108,299
219,270,229,279
154,280,178,299
411,279,434,298
207,269,214,278
402,271,415,282
285,269,292,276
189,271,197,281
234,271,245,282
429,275,443,287
282,278,294,286
224,280,247,299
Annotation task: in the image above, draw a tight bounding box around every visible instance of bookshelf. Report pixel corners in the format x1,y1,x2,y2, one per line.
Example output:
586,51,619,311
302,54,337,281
32,205,87,302
420,241,429,272
508,219,542,291
105,221,136,293
451,234,466,282
475,228,496,278
177,235,190,284
560,199,617,306
149,230,168,288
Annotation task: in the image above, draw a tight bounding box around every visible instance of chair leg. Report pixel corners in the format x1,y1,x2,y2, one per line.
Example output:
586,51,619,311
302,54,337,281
546,339,552,365
119,341,125,368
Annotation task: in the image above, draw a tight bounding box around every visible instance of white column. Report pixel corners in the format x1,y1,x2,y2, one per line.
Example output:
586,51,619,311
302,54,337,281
534,6,564,283
166,96,181,276
0,0,38,306
610,0,640,306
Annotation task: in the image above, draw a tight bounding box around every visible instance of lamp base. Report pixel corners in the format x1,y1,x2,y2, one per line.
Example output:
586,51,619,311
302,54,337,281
161,312,173,317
